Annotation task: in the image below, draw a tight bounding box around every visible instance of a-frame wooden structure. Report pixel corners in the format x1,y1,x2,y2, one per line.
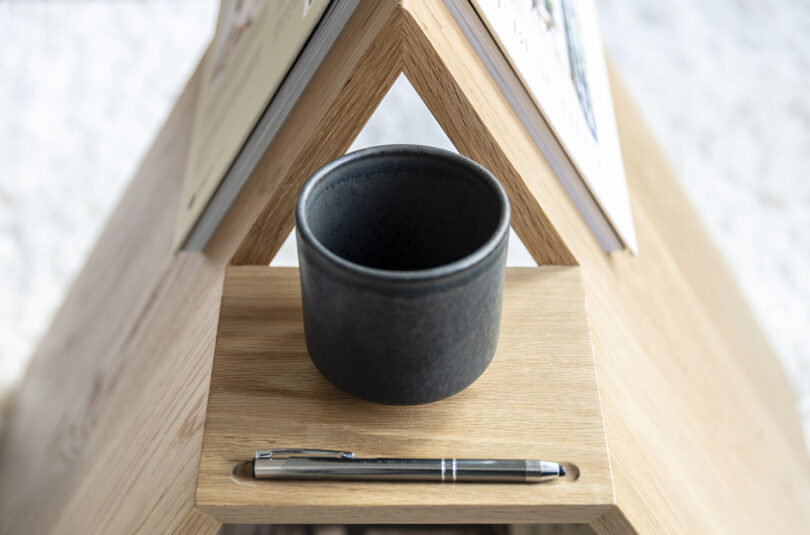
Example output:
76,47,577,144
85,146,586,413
1,1,809,534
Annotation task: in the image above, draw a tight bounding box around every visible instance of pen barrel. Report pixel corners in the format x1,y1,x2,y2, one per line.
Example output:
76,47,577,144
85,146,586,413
255,458,443,481
253,458,563,482
453,459,530,482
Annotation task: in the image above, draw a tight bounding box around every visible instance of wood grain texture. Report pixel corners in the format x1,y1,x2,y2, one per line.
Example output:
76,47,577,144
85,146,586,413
397,2,810,532
400,3,576,267
585,71,810,533
197,266,612,524
1,0,808,533
510,524,595,535
0,61,223,535
172,507,220,535
0,2,404,534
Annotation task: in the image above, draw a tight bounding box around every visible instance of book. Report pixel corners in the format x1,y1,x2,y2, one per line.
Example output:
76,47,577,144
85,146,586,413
178,0,635,253
175,0,360,251
448,0,637,253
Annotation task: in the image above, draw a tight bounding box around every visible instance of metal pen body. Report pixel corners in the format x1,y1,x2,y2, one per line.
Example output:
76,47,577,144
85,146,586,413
253,457,564,483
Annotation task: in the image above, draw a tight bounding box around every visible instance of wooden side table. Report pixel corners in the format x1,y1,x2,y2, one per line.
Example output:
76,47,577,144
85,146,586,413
1,1,808,533
198,266,611,524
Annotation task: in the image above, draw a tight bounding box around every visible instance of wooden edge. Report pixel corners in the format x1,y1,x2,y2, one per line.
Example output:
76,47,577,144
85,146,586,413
509,524,597,535
199,504,615,526
228,0,576,267
399,0,576,266
172,506,221,535
589,505,636,535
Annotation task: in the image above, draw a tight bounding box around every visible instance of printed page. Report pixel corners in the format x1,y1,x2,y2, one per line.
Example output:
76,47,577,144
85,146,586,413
471,0,636,252
175,0,330,249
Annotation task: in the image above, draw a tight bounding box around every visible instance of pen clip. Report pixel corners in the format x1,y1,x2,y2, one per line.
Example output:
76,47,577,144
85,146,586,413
255,448,355,460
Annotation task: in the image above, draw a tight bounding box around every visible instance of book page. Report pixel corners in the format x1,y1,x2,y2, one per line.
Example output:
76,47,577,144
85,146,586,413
471,0,637,252
175,0,330,250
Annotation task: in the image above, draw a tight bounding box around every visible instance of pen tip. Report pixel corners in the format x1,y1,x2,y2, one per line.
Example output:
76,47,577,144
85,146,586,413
559,465,566,476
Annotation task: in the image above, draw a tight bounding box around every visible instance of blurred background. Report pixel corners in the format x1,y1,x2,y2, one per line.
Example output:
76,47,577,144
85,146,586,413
1,0,808,453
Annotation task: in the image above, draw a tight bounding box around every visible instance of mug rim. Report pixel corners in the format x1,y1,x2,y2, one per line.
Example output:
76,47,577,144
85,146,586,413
295,144,511,283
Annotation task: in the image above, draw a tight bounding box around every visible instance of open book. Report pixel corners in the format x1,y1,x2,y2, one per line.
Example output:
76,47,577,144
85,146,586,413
176,0,636,254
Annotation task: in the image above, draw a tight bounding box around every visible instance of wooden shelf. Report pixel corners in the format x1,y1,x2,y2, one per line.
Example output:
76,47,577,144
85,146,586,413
196,266,613,524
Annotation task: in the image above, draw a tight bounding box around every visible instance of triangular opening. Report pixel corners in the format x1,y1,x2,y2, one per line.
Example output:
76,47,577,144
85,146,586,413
270,74,535,268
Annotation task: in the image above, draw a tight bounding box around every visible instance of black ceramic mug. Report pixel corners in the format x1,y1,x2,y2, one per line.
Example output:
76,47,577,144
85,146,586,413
295,145,510,405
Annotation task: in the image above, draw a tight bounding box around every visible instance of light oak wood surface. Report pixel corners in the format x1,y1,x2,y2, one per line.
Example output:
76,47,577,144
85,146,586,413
0,1,808,533
197,266,612,524
398,2,810,531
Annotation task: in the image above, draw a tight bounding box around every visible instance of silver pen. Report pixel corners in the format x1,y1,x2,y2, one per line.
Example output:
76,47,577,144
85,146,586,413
252,449,566,483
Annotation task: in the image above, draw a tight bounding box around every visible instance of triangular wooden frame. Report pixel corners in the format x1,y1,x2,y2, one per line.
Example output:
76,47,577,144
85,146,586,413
225,0,580,268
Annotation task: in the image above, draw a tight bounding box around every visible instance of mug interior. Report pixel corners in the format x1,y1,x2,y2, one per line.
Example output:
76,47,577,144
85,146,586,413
302,151,505,271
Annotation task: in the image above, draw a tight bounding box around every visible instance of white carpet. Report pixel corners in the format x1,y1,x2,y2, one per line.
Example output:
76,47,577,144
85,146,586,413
1,0,808,451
